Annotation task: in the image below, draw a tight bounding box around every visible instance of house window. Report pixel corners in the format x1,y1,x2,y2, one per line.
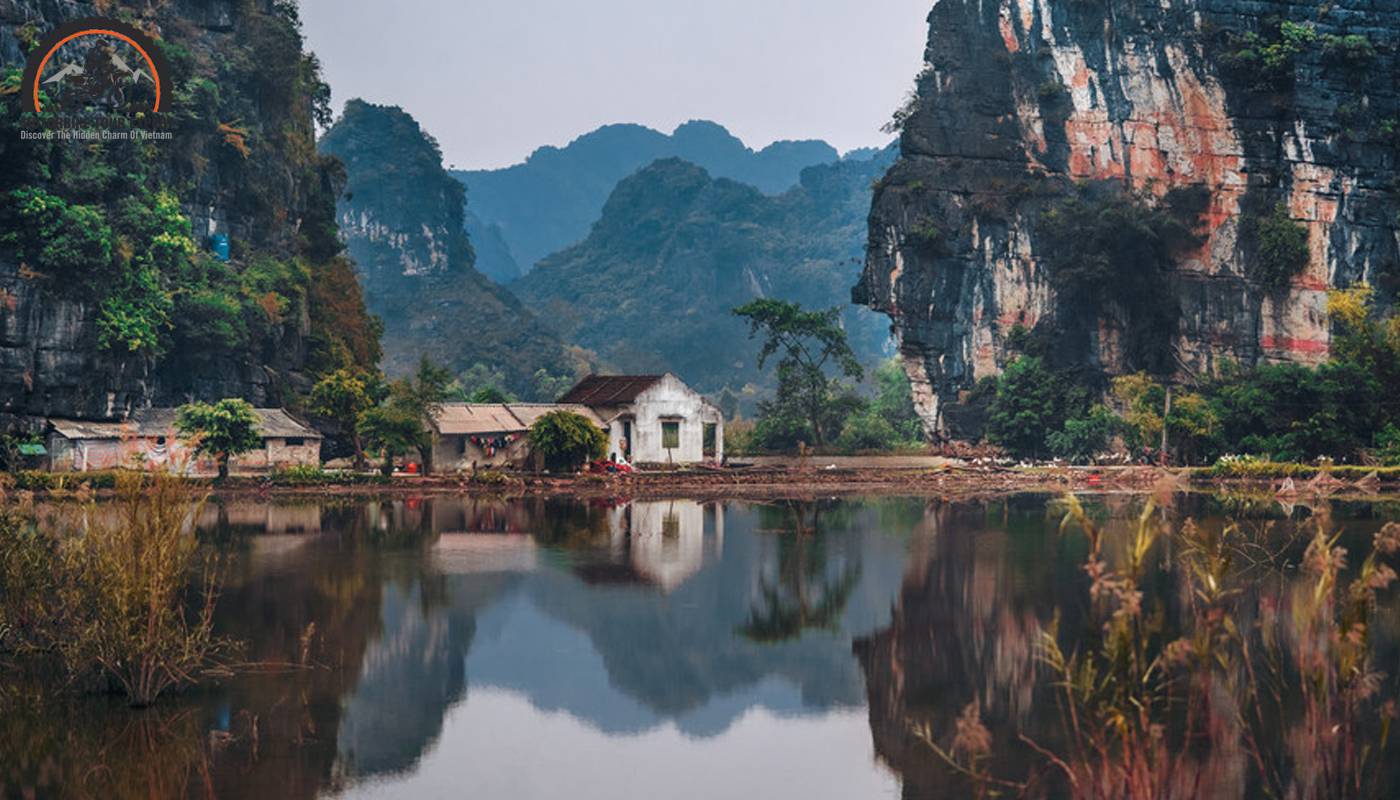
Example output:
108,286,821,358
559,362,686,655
661,420,680,450
703,423,717,455
286,437,305,447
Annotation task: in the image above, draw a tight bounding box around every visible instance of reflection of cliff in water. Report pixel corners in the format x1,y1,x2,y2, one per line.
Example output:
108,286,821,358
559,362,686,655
295,496,922,786
854,496,1081,799
98,495,927,796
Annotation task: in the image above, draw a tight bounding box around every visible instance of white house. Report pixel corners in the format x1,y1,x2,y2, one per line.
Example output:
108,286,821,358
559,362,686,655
558,373,723,466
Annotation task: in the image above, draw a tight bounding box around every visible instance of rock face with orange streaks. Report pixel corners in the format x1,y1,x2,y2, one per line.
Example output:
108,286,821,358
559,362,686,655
854,0,1400,438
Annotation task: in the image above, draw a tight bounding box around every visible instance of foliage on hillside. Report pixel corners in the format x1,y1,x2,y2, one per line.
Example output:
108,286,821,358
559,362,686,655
319,100,575,398
0,1,380,406
984,283,1400,465
452,120,842,280
514,150,897,397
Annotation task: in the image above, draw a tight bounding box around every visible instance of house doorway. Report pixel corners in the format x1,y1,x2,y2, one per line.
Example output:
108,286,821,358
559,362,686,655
620,418,633,462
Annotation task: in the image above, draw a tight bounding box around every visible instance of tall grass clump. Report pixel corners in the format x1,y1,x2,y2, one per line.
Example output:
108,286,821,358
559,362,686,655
920,494,1400,797
1023,496,1400,799
0,470,237,706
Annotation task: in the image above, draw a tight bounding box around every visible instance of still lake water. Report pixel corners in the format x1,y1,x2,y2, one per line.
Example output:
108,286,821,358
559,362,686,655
5,493,1400,799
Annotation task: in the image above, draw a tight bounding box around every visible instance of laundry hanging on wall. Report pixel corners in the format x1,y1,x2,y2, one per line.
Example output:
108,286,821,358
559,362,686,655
469,434,517,457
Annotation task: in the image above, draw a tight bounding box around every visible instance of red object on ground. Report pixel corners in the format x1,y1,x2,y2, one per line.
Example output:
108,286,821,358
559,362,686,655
405,462,418,474
588,459,633,474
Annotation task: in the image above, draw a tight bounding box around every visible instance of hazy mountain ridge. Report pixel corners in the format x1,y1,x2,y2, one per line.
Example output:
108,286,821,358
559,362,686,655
514,145,898,395
451,120,842,282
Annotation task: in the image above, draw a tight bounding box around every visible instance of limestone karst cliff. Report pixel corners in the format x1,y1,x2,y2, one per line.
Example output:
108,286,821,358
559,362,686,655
319,100,574,395
855,0,1400,436
0,0,379,423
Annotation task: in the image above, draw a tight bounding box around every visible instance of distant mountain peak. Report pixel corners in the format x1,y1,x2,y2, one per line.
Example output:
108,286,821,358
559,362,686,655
453,119,847,281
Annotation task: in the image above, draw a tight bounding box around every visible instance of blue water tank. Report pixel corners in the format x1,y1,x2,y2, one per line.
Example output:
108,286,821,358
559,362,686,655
210,233,230,262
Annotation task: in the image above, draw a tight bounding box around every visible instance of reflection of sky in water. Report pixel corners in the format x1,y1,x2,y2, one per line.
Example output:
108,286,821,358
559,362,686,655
339,690,899,800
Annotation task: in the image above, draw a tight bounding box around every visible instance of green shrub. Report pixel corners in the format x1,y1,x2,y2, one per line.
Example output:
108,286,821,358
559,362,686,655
1047,405,1120,464
0,188,112,285
1220,19,1316,92
987,356,1064,458
468,469,515,487
836,410,900,452
12,470,127,491
528,411,607,472
905,219,945,256
1037,80,1067,101
1037,184,1205,373
1250,204,1309,289
1321,33,1376,68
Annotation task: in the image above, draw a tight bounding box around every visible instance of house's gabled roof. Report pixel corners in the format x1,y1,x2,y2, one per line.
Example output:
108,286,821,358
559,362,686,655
557,375,665,406
430,403,606,435
432,404,526,436
49,408,320,440
506,403,606,428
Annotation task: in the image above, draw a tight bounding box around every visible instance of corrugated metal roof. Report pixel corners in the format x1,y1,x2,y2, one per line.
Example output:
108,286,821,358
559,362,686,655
557,375,664,405
432,404,526,435
48,408,319,441
507,403,606,428
430,403,608,435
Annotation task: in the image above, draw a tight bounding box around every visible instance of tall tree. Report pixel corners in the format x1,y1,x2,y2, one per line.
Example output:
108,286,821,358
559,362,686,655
309,369,377,468
176,399,262,479
356,404,422,477
733,299,863,447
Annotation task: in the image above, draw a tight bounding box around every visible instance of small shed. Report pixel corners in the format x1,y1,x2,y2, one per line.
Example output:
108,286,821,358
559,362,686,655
46,408,321,475
429,403,606,471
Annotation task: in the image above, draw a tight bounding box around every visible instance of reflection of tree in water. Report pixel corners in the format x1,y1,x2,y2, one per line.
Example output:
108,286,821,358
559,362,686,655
741,501,861,642
200,498,462,798
0,696,211,800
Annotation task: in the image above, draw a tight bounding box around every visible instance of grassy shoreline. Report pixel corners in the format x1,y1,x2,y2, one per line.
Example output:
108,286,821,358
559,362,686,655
8,460,1400,502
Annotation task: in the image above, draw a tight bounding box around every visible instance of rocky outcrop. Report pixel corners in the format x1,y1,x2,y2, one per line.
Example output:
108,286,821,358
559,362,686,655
319,100,574,394
1,0,372,423
855,0,1400,435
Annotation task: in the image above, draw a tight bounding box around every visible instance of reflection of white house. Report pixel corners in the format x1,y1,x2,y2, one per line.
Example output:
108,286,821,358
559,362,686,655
608,500,725,591
559,374,723,466
432,534,539,574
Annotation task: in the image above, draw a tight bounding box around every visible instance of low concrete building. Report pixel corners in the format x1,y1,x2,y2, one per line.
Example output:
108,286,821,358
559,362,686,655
429,403,606,471
559,373,723,465
46,408,320,475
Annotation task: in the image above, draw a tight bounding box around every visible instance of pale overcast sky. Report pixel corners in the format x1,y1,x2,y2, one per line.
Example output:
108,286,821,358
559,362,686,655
299,0,931,170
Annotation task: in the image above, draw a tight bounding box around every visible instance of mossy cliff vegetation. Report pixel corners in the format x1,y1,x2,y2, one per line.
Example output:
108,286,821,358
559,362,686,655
857,0,1400,440
0,0,380,422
